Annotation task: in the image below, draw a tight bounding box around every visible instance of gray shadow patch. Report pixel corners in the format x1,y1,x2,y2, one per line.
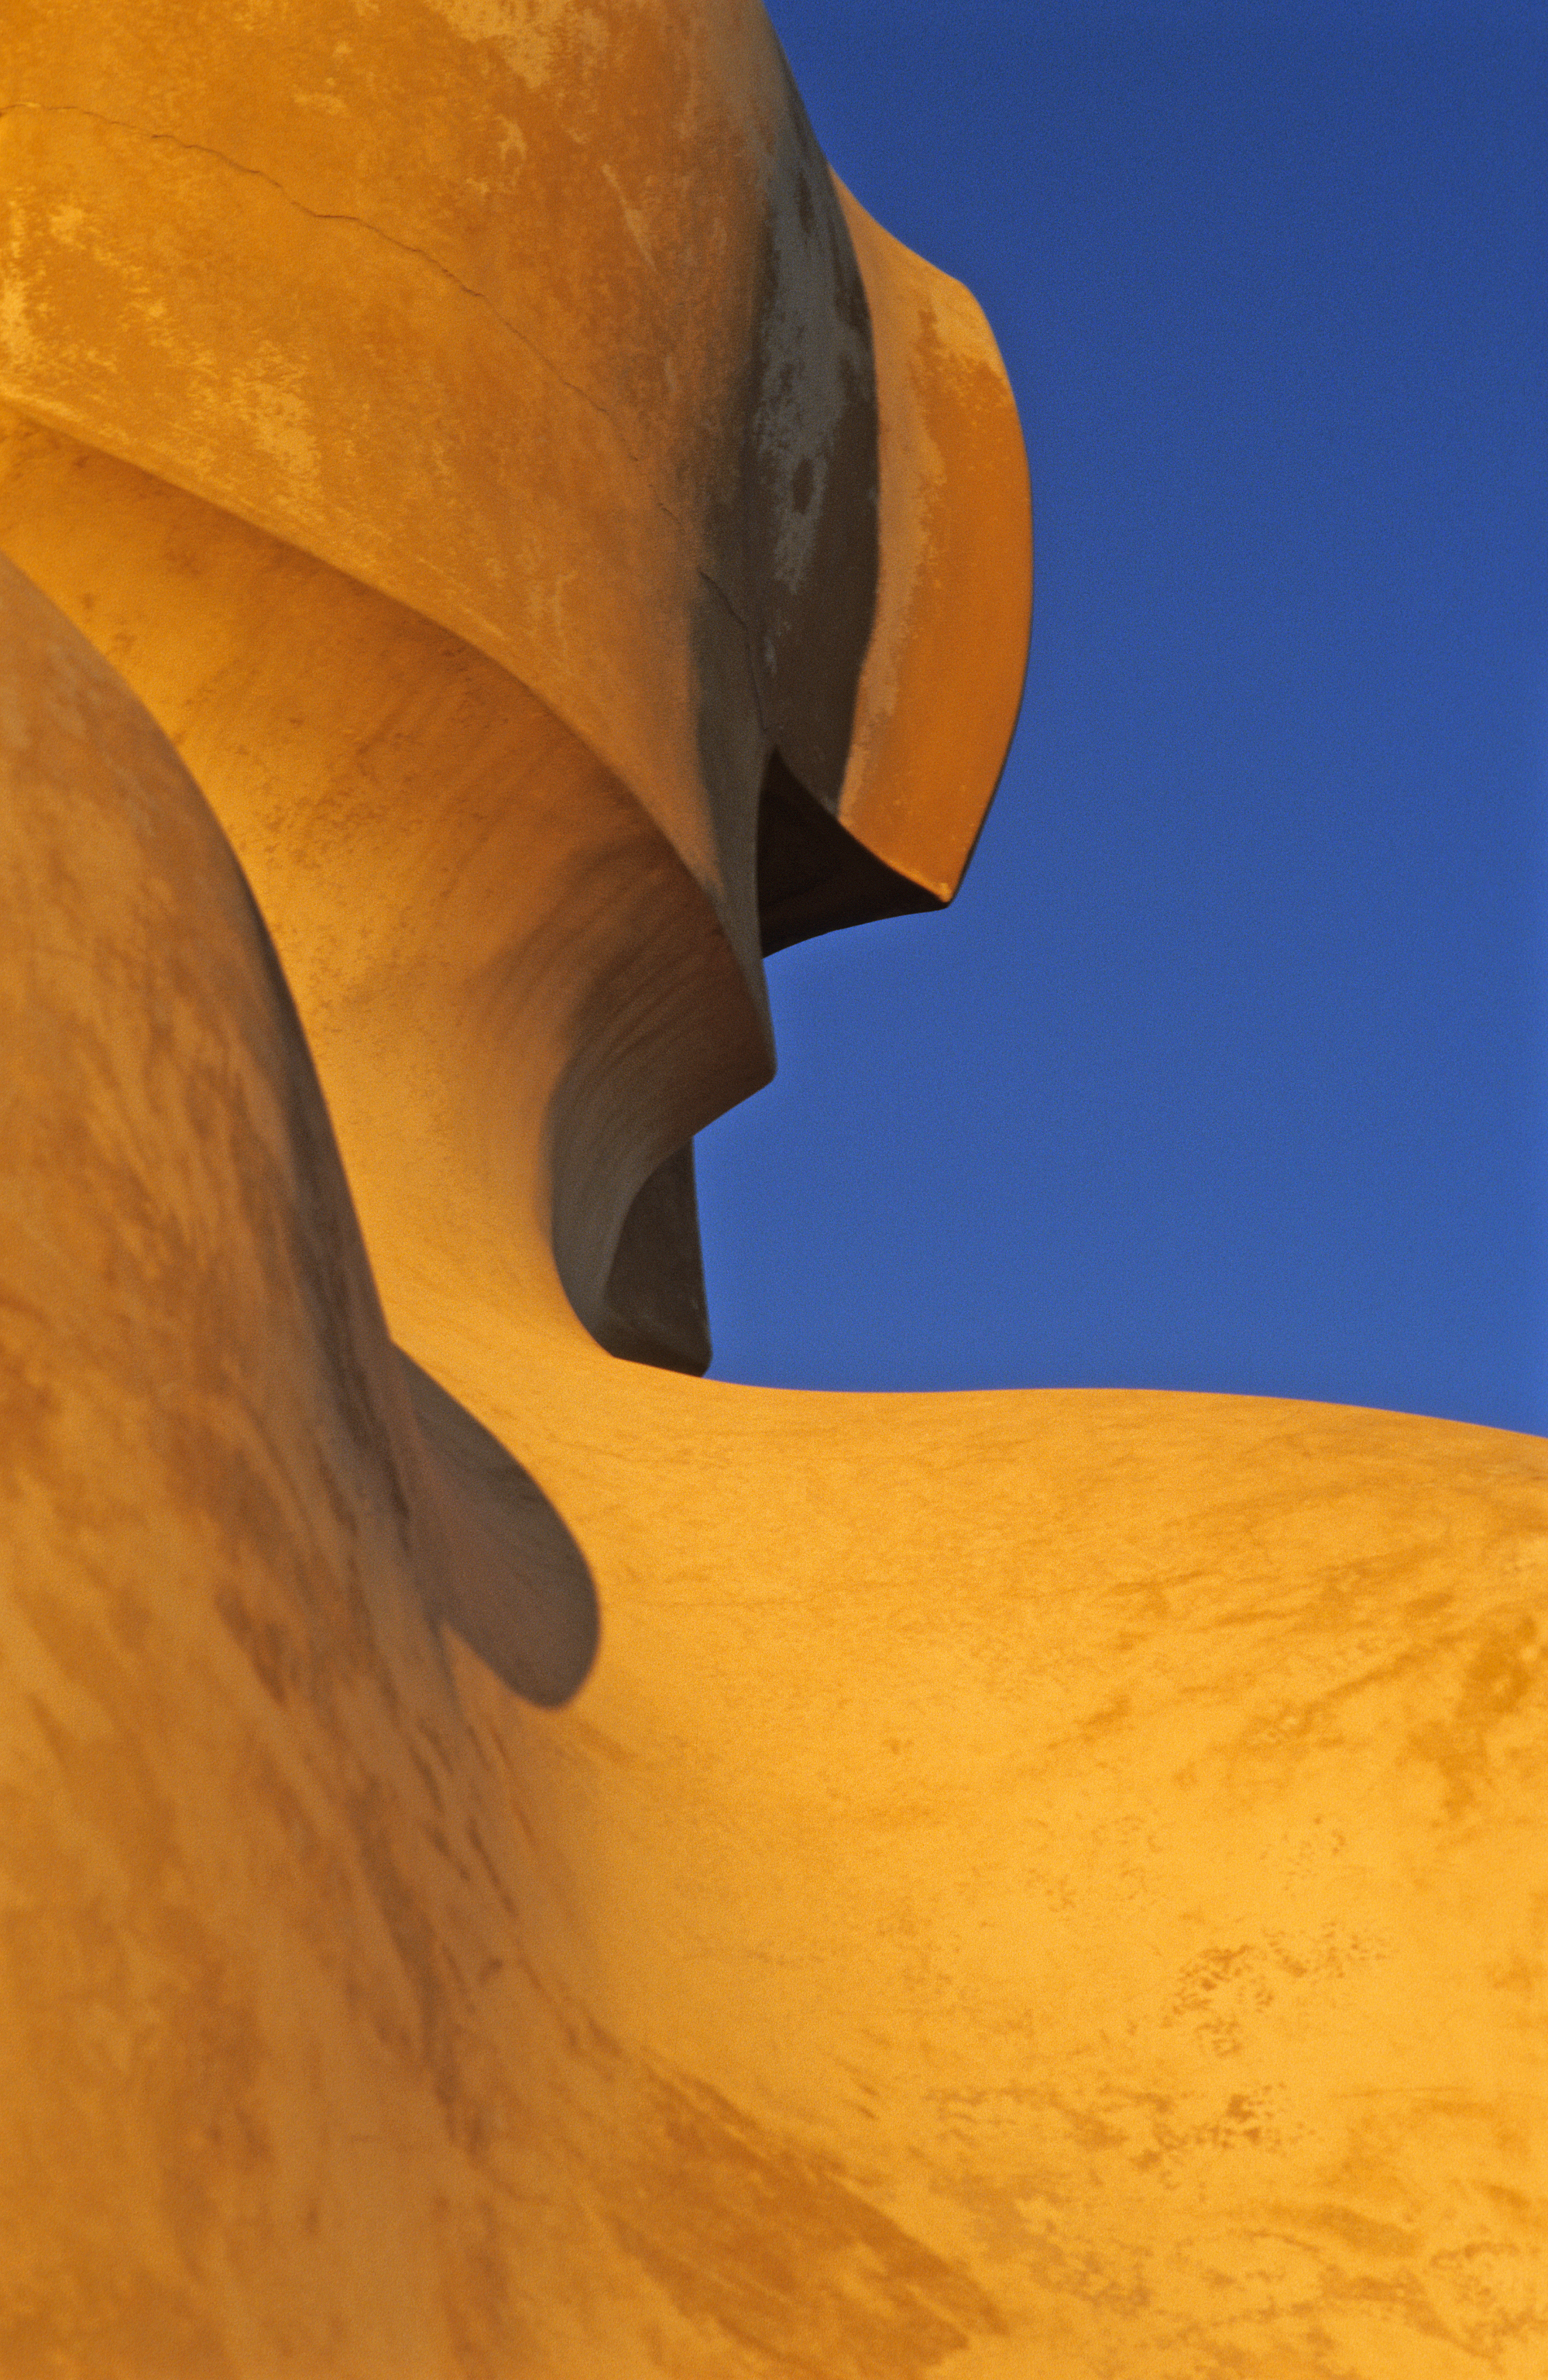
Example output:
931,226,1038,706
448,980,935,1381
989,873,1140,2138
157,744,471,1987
398,1349,599,1706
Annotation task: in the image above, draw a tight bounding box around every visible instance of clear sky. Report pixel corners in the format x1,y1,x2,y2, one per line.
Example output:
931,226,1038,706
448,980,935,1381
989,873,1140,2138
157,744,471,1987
695,0,1548,1434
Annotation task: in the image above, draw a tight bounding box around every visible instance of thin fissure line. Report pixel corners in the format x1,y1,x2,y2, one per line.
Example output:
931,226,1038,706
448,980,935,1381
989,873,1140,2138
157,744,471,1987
0,94,746,580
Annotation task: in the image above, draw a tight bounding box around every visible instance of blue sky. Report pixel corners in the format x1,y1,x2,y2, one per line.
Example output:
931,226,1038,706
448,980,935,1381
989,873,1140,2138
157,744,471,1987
695,0,1548,1433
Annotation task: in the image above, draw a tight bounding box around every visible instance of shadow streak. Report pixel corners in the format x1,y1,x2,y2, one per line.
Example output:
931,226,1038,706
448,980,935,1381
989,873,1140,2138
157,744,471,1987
399,1349,599,1706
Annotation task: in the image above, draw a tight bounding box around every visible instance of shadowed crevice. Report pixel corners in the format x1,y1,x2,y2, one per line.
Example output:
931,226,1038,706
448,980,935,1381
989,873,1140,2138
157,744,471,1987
757,750,942,956
592,754,948,1382
596,1142,712,1377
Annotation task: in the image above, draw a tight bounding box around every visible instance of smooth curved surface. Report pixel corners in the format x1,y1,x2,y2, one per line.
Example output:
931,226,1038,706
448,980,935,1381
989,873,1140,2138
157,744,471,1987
5,537,1547,2378
835,184,1032,901
0,403,771,1369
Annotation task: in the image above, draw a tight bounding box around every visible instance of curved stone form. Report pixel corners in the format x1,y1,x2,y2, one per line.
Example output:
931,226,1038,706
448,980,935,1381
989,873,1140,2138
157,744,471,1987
2,7,1546,2378
0,0,1028,1375
0,0,1028,956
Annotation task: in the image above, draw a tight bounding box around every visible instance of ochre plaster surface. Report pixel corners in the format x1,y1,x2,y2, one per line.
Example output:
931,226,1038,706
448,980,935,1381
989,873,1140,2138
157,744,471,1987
2,6,1546,2377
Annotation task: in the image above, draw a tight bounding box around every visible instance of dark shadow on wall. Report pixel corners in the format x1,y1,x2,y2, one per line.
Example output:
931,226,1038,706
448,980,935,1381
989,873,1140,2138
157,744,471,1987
400,1349,599,1706
756,748,944,955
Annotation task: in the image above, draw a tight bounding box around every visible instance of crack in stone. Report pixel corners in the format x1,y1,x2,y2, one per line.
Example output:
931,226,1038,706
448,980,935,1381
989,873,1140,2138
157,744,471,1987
0,95,739,575
2,99,623,424
698,566,769,739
